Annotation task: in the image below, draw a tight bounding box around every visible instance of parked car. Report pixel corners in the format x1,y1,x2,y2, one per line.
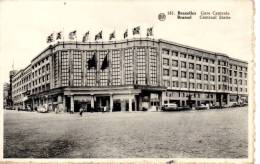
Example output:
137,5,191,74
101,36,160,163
195,104,208,110
37,106,48,113
162,103,178,111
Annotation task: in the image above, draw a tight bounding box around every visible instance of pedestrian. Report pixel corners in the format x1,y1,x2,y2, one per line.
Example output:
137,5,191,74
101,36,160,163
79,107,84,116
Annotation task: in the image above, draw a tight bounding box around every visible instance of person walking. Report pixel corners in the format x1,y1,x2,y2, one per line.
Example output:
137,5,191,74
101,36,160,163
79,106,84,116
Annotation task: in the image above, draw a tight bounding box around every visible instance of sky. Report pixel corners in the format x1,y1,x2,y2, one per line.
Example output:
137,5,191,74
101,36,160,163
0,0,254,83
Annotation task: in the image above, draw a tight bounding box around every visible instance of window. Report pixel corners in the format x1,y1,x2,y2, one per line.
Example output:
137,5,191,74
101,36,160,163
197,73,201,80
204,84,209,90
204,74,208,81
189,72,194,79
180,53,186,58
73,51,82,86
172,70,178,77
196,56,201,61
203,58,208,63
234,71,237,77
188,55,194,60
189,83,195,89
149,48,157,85
181,62,186,68
244,73,247,78
172,60,178,67
61,51,69,86
163,69,170,76
210,75,215,81
203,65,208,72
112,50,121,85
125,48,134,85
164,80,170,87
172,51,178,57
162,49,170,55
210,67,215,73
86,51,97,86
196,64,201,71
181,82,187,88
137,48,146,85
181,71,187,78
234,79,237,84
172,81,179,87
163,58,169,66
189,63,194,69
239,72,243,78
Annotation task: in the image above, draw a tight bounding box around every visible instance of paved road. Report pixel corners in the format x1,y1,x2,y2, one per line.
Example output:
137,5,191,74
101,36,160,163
4,107,248,158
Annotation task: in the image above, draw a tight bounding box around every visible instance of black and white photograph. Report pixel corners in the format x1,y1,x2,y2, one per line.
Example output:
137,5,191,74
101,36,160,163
0,0,255,163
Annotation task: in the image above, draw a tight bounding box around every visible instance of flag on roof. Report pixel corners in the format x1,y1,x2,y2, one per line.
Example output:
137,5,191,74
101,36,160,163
146,27,153,37
124,29,128,39
47,33,54,43
133,26,140,35
69,30,77,40
109,31,115,40
95,31,102,41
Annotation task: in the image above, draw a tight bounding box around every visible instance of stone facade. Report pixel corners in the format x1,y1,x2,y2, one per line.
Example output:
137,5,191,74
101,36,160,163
11,38,248,111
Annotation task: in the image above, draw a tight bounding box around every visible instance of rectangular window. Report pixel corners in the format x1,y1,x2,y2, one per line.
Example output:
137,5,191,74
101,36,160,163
163,69,169,76
163,58,169,66
210,67,215,73
172,60,178,67
172,81,179,87
196,56,201,61
86,51,97,86
181,71,187,78
203,65,208,72
189,63,194,69
100,51,109,86
189,72,194,79
172,70,178,77
61,51,69,86
112,50,121,85
164,80,170,87
210,75,215,81
172,51,178,57
204,74,208,81
180,53,186,58
73,51,82,86
197,73,201,80
162,49,170,55
149,48,157,85
196,64,201,71
125,48,134,85
181,82,187,88
137,48,146,85
181,61,186,68
188,55,194,60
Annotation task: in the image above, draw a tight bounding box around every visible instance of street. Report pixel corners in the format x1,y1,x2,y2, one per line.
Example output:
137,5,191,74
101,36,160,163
4,107,248,158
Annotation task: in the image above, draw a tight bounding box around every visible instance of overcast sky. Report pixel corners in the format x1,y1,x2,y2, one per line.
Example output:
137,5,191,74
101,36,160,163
0,0,253,83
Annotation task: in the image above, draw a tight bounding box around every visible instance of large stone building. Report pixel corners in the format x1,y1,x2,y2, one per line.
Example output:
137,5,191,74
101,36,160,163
11,38,248,112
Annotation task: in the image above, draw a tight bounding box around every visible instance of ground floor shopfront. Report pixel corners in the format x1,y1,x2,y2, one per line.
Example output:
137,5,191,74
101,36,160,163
29,86,165,112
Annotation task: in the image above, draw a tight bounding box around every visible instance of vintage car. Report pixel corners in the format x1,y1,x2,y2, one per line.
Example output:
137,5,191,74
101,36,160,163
195,104,209,110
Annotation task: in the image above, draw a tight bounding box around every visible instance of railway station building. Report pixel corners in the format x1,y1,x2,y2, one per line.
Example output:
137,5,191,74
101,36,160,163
11,38,248,112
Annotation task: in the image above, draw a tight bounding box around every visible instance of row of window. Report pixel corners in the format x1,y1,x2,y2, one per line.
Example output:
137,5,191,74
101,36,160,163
163,80,247,92
162,49,215,63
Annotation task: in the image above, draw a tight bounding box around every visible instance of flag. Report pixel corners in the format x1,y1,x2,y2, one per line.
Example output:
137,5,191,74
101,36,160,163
124,29,128,39
87,51,97,69
109,31,115,40
47,33,54,43
95,31,102,41
69,30,77,40
82,31,90,42
56,31,62,40
146,27,153,37
133,26,140,35
101,52,109,70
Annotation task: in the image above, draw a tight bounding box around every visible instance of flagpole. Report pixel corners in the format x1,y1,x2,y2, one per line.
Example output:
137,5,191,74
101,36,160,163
62,28,65,48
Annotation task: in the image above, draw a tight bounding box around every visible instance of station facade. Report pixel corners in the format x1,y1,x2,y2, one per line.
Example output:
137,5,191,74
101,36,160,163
11,38,248,112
